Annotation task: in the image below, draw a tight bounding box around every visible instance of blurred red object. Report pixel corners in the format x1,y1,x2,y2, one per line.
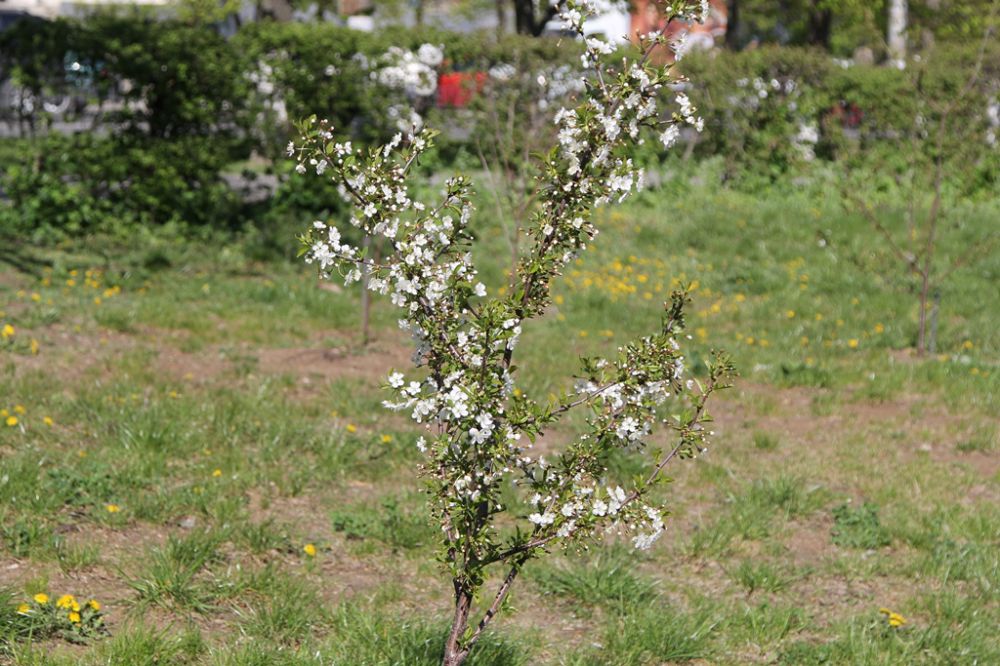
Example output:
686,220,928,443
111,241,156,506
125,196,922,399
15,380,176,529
437,72,487,108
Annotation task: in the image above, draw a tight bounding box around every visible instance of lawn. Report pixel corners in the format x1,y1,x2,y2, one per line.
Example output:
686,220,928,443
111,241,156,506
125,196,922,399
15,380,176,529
1,178,997,664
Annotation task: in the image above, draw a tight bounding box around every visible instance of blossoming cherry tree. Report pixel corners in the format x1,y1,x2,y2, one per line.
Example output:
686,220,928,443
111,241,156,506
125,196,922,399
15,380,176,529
288,1,732,663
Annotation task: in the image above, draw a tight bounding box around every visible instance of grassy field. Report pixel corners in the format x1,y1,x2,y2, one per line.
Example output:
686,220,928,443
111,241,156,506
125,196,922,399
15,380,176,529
0,179,997,665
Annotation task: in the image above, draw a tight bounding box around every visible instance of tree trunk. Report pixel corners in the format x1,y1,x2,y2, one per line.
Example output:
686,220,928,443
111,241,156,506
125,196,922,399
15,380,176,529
512,0,556,35
442,586,473,666
725,0,740,49
360,235,372,346
806,2,832,49
887,0,908,63
496,0,505,36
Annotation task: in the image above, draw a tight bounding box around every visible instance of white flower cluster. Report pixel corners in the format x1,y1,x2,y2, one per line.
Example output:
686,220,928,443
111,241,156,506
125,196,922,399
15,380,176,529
292,0,719,566
534,64,588,109
731,75,819,159
248,55,289,125
371,44,443,99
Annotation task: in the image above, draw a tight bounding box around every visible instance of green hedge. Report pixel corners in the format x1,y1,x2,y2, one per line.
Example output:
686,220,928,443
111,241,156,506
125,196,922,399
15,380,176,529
0,14,996,240
676,44,1000,190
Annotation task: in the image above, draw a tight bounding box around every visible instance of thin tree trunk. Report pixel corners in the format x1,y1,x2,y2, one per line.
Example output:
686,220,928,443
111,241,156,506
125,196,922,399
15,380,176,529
442,586,473,666
360,234,372,346
917,269,930,355
806,2,832,49
887,0,908,63
725,0,740,49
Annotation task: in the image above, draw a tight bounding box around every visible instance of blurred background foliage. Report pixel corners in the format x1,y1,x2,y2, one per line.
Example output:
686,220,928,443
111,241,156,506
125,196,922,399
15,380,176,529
0,3,996,245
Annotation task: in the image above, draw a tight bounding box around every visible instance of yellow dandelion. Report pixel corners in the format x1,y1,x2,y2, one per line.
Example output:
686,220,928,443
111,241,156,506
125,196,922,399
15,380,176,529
16,603,30,615
68,611,81,623
87,599,101,611
13,405,25,414
33,593,49,604
1,324,14,339
874,323,885,334
303,543,317,557
848,339,859,349
30,339,39,355
962,340,974,350
56,594,76,609
879,608,907,627
5,416,17,427
786,310,796,319
346,424,357,433
93,297,102,306
212,469,222,478
105,504,120,513
30,293,41,302
43,416,53,427
66,279,76,287
380,434,393,444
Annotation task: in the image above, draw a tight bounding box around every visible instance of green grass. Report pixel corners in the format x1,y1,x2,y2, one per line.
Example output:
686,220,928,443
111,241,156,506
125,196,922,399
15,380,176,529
0,181,997,663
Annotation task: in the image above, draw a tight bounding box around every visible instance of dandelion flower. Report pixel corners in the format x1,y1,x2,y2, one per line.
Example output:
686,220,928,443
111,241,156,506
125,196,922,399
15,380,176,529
13,405,25,414
30,339,39,355
56,594,76,609
346,424,358,433
1,324,13,339
33,593,49,604
303,543,317,557
380,434,393,443
212,469,222,478
68,611,81,623
5,416,17,427
88,599,101,611
848,339,859,349
105,504,120,513
879,607,907,627
16,603,30,615
43,416,53,427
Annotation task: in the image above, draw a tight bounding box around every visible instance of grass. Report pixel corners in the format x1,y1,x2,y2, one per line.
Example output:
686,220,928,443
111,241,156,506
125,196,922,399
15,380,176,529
0,180,997,663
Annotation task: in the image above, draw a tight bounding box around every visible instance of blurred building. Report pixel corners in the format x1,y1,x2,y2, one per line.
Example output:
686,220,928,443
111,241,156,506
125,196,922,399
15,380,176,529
0,0,169,20
631,0,727,58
